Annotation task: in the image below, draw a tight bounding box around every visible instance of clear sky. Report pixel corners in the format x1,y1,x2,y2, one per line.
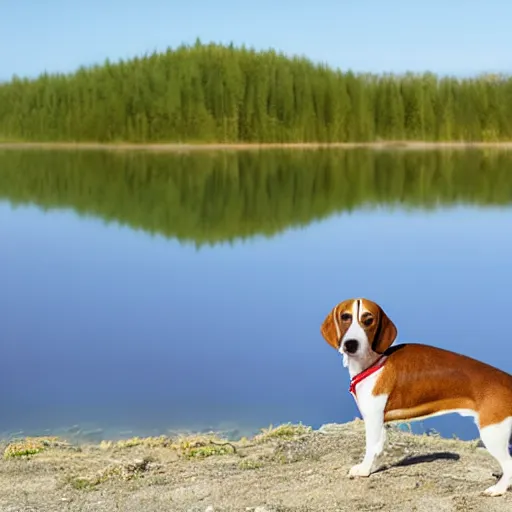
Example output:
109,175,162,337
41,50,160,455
1,0,511,81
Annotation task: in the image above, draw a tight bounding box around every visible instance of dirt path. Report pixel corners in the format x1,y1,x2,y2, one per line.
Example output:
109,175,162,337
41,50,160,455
2,141,512,153
0,420,510,511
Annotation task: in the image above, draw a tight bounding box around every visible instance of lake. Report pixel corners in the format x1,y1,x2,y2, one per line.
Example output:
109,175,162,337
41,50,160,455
2,148,512,443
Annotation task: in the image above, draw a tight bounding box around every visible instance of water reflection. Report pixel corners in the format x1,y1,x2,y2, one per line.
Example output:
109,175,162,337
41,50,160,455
2,148,512,245
1,149,512,442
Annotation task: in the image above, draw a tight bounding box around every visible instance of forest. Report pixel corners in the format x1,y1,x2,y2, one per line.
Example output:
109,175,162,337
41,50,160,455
1,149,511,245
0,41,512,143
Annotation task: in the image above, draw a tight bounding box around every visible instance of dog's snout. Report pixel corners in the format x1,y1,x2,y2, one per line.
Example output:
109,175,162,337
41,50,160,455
343,338,359,354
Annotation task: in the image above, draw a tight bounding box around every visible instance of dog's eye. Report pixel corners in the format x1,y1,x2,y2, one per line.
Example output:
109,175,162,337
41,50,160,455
341,313,352,322
362,317,373,326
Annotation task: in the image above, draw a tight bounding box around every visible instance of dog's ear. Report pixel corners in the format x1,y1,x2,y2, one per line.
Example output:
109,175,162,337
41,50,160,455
372,305,398,354
320,305,341,350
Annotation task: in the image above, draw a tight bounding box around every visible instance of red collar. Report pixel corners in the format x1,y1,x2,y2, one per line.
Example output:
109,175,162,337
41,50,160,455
349,356,387,397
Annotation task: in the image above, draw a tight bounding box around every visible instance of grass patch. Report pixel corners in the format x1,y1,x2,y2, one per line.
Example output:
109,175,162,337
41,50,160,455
98,434,235,459
238,458,263,470
174,435,237,459
254,423,312,444
68,476,97,490
67,458,154,490
3,436,65,459
99,436,172,450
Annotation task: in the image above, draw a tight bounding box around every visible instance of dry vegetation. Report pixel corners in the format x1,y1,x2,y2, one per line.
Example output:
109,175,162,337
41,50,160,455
1,420,511,511
3,141,512,152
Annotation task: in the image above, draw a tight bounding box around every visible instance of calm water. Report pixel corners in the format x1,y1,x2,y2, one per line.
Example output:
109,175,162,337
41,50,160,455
2,148,512,442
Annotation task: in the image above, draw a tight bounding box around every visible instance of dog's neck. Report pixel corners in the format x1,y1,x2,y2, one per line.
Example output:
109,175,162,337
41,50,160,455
346,352,384,379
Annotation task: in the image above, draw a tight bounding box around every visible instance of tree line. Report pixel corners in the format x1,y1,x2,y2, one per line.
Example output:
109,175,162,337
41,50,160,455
1,149,512,245
0,41,511,143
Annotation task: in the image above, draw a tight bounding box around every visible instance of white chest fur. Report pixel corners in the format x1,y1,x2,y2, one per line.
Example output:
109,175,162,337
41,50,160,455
350,368,388,417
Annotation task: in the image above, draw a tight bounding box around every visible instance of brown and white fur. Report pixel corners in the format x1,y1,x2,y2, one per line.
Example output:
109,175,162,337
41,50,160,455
320,297,512,497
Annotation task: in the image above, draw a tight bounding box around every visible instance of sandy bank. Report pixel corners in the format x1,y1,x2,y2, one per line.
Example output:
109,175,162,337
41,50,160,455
0,420,510,511
2,141,512,153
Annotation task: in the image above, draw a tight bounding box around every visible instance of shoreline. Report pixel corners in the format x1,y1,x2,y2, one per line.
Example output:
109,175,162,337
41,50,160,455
1,419,510,511
2,140,512,152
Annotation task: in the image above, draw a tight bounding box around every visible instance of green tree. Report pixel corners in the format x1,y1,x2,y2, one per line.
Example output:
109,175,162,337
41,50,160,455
1,41,512,143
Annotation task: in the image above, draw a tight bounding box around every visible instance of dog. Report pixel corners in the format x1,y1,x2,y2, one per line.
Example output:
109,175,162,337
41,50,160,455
320,297,512,497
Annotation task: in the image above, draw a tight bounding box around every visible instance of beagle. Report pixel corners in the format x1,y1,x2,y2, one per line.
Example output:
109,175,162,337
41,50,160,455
320,298,512,497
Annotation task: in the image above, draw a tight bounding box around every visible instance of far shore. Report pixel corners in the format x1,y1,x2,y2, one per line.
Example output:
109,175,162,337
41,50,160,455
2,140,512,153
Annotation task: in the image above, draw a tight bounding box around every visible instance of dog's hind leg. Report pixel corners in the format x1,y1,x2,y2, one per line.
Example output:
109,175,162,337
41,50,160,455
479,416,512,497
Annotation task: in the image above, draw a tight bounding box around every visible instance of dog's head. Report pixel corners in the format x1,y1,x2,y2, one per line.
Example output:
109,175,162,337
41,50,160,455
320,298,397,367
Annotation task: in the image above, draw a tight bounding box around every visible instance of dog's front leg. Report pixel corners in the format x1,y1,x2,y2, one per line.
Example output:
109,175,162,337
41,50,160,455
348,404,386,478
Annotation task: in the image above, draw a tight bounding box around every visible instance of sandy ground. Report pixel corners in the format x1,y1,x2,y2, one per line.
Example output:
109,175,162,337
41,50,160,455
1,141,512,153
0,420,511,512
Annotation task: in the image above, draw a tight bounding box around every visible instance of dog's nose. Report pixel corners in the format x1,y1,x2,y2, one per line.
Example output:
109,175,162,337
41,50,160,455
343,339,359,354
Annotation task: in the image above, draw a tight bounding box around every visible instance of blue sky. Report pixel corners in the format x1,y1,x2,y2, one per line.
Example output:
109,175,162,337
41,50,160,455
1,0,511,81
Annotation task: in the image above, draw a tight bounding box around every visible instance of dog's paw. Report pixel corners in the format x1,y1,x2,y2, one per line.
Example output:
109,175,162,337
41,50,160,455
348,463,371,478
482,484,507,497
